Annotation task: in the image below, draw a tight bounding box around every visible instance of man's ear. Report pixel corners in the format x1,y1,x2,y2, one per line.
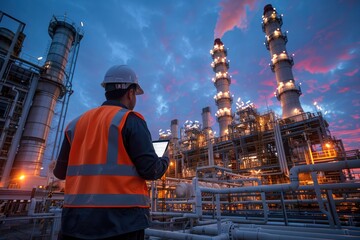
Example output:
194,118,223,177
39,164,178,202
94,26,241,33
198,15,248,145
127,88,135,99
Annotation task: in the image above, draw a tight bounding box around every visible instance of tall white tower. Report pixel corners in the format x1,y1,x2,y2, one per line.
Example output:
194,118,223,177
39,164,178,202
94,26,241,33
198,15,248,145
262,4,303,119
210,38,233,137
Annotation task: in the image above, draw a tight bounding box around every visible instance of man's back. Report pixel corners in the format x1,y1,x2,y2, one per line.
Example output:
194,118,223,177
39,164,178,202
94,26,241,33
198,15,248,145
55,101,169,239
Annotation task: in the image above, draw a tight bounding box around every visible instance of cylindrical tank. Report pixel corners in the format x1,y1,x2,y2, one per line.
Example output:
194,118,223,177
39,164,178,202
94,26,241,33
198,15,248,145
0,27,26,57
202,106,211,129
12,16,83,177
171,119,178,140
210,38,233,136
175,182,194,199
262,4,303,119
175,182,222,199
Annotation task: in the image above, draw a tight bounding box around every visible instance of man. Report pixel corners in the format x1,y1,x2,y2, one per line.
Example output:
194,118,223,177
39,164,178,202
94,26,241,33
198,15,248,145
53,65,169,240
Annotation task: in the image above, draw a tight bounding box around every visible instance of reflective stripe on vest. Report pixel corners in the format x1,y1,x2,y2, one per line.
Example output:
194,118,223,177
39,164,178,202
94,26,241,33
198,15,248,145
63,106,149,208
64,194,149,207
66,164,138,176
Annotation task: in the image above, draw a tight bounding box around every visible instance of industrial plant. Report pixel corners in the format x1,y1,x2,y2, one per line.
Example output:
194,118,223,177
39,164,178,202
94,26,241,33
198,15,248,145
0,11,83,190
1,4,360,240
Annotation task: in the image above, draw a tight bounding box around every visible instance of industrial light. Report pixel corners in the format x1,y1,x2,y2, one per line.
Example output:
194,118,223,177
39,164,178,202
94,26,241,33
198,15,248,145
19,175,25,180
80,21,84,27
37,57,43,60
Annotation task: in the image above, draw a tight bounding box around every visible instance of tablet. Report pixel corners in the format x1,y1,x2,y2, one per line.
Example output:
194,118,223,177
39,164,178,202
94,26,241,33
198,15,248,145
152,140,170,157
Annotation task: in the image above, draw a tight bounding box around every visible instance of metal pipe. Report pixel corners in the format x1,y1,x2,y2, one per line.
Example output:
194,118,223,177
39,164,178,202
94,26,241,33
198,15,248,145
232,228,329,240
145,228,228,240
207,173,269,225
208,140,214,166
235,227,358,240
199,160,360,194
326,189,341,228
238,223,360,236
151,212,184,217
0,86,24,187
192,224,357,240
197,160,360,227
151,181,156,212
183,177,202,219
220,196,360,205
0,86,19,152
0,74,39,187
0,14,25,90
310,171,334,228
280,191,288,225
215,194,221,234
191,225,222,236
274,120,289,176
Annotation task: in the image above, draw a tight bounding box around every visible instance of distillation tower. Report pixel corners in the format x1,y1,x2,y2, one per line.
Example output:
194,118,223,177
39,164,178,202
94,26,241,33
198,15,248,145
12,17,83,178
210,38,233,136
262,4,303,119
0,14,83,188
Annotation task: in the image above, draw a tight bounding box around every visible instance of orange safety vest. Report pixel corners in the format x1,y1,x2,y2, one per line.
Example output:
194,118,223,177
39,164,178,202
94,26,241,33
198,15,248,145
63,105,149,208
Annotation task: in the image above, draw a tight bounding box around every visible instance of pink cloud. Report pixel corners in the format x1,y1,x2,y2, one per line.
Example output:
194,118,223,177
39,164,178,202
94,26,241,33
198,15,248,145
313,96,324,103
318,83,331,93
294,29,358,75
214,0,257,38
339,52,355,61
317,79,337,93
344,68,359,77
261,78,276,87
304,78,339,94
304,79,318,93
258,58,270,75
330,120,353,131
313,20,342,44
352,114,360,120
230,70,239,76
330,127,360,150
295,55,336,74
338,87,350,93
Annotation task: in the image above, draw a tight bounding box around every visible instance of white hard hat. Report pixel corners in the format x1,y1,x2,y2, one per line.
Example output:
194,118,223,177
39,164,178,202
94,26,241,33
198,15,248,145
101,65,144,95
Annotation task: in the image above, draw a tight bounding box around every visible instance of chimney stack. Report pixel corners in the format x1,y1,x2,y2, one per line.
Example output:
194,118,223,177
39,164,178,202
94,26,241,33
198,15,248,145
210,38,233,136
262,4,303,118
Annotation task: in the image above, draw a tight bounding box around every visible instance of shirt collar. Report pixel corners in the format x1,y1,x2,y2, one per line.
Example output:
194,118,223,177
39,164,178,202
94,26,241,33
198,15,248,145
101,100,128,109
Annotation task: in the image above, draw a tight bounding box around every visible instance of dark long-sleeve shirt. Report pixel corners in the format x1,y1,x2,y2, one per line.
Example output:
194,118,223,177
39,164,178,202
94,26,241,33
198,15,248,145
53,100,169,239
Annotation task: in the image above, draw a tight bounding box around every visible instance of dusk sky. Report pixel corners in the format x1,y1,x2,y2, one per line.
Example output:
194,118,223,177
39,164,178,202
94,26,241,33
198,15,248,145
2,0,360,151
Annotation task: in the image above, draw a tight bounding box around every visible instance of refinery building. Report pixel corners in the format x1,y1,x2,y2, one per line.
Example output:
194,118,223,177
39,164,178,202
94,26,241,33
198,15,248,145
0,4,360,240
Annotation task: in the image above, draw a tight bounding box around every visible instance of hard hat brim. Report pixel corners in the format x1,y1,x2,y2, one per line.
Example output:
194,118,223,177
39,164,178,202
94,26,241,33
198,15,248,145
136,85,144,95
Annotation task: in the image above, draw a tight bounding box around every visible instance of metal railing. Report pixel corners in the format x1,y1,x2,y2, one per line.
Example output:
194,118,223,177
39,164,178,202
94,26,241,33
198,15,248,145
0,210,61,240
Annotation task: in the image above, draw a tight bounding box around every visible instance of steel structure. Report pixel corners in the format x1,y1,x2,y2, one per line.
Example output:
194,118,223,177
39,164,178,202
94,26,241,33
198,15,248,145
0,12,83,188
